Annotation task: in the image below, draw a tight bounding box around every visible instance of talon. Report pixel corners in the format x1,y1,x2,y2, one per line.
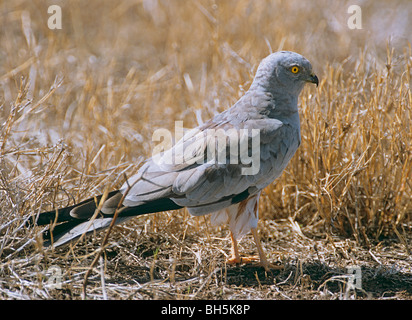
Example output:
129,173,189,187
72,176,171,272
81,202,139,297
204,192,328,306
255,262,284,272
226,257,241,265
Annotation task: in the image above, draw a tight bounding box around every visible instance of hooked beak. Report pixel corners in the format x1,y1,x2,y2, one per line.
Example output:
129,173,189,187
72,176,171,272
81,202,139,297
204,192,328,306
307,73,319,87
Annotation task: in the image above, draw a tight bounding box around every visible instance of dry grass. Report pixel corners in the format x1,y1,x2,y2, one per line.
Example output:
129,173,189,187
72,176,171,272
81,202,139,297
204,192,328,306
0,0,411,300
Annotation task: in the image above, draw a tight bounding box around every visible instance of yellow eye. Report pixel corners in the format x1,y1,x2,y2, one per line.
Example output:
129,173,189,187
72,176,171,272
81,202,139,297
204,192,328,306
291,66,299,74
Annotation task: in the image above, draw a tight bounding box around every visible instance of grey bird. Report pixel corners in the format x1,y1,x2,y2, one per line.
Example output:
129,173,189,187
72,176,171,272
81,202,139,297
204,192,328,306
32,51,318,271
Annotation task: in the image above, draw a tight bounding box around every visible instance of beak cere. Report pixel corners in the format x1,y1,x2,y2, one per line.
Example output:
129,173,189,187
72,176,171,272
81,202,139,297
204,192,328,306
308,73,319,87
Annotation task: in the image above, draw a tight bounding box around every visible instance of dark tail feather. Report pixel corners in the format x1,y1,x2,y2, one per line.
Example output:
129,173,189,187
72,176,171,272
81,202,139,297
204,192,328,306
34,193,183,247
106,197,182,218
32,190,120,226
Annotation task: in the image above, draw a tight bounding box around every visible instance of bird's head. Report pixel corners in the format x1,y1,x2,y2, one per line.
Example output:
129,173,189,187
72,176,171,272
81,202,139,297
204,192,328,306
251,51,318,96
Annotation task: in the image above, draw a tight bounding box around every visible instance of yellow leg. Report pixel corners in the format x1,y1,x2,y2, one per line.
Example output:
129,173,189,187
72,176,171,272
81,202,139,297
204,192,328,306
226,229,283,271
251,228,270,270
226,231,258,264
229,230,241,263
251,228,283,271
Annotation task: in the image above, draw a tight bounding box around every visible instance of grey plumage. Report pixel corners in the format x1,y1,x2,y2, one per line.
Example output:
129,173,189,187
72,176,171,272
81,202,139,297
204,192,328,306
33,51,318,255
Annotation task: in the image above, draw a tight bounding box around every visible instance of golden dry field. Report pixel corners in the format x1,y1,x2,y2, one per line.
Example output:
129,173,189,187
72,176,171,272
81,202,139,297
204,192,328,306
0,0,411,300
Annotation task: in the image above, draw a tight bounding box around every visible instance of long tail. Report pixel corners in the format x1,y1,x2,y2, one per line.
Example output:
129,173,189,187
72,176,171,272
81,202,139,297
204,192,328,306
31,190,182,247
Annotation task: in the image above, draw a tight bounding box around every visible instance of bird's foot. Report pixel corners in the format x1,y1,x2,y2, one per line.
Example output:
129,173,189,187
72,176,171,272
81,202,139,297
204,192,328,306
226,256,283,273
253,260,284,272
226,255,259,265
